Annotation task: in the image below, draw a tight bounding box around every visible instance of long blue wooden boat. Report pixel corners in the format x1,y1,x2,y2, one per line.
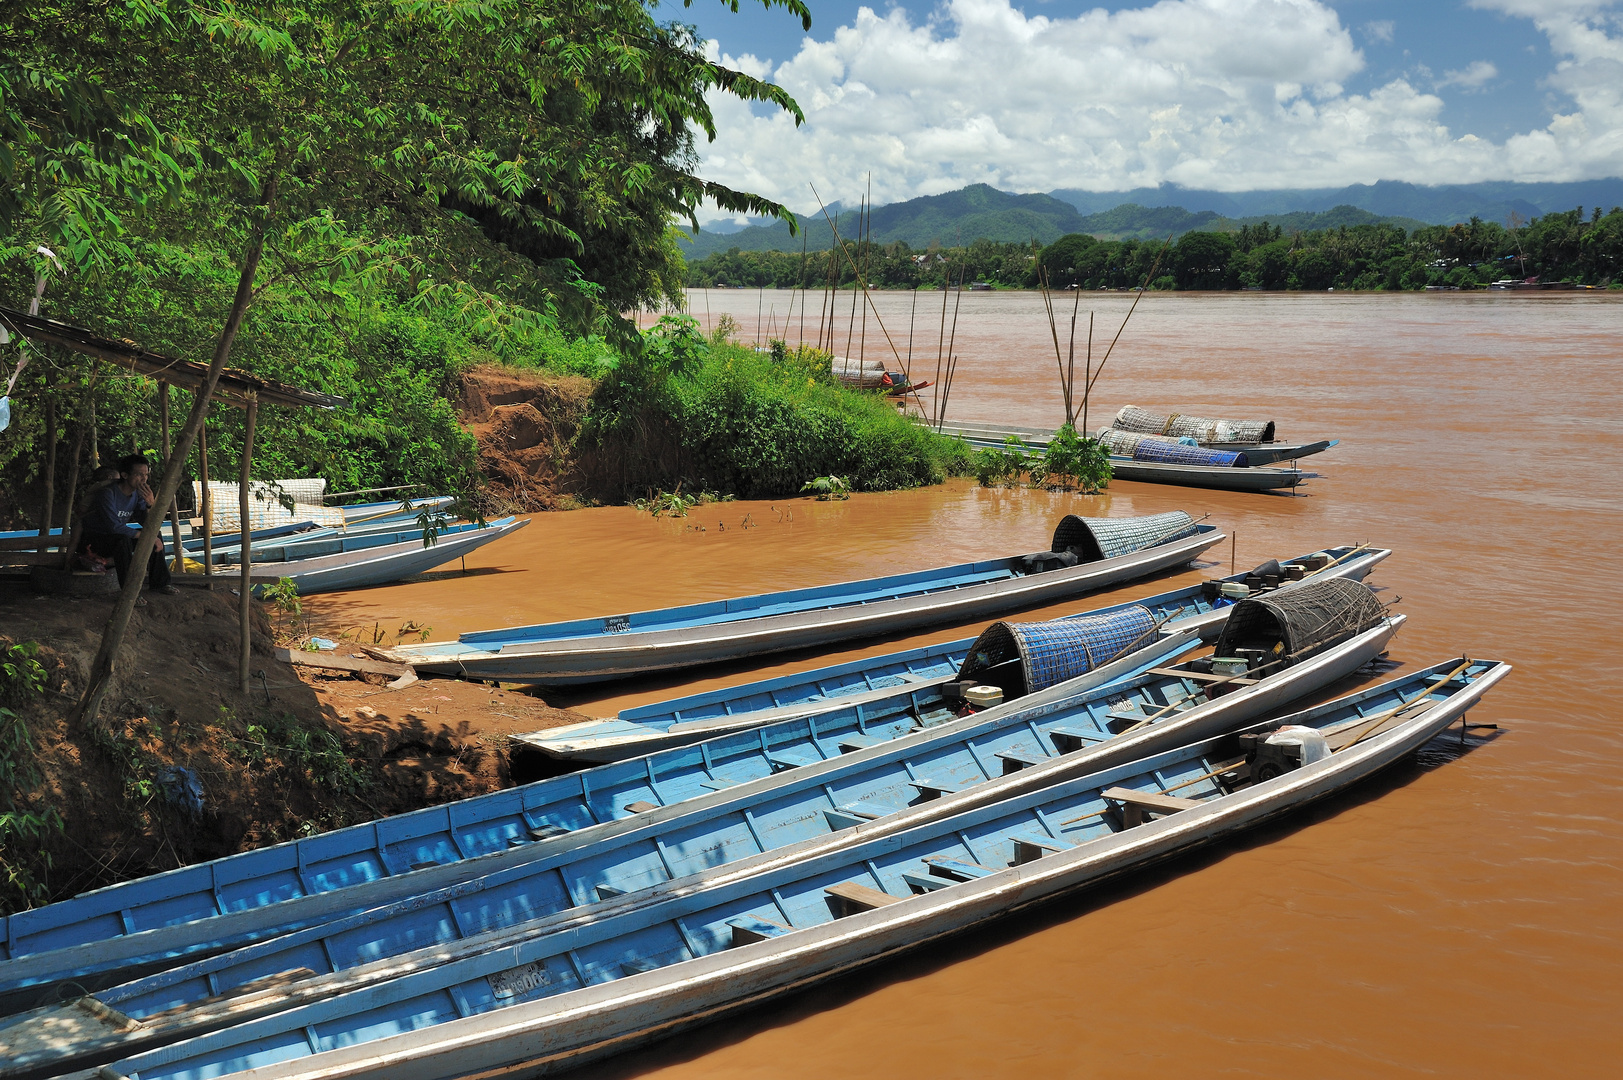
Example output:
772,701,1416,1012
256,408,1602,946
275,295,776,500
239,517,528,596
0,623,1190,993
220,518,483,566
1106,455,1317,491
383,512,1226,686
934,421,1336,466
0,577,1399,1016
522,543,1391,763
0,629,1192,1007
29,656,1504,1080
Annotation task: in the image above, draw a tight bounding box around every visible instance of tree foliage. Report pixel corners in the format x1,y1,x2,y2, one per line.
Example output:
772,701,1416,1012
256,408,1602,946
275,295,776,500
685,207,1623,292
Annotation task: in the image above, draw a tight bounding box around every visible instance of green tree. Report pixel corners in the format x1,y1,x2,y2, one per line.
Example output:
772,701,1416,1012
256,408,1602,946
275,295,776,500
3,0,809,722
1171,231,1237,290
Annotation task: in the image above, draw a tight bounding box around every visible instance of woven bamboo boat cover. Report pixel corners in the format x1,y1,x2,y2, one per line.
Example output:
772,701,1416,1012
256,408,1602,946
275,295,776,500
1051,510,1197,561
1215,577,1386,667
1114,405,1275,445
957,605,1159,692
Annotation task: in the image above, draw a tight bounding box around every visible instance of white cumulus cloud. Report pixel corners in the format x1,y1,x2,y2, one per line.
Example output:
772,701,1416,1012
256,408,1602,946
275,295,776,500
1438,60,1499,90
693,0,1623,218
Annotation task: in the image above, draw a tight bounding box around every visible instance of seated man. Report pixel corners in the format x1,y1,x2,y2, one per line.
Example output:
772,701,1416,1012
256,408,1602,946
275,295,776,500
82,454,176,595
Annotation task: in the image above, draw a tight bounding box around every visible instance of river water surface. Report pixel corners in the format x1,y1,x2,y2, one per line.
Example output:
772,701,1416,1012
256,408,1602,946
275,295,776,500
308,291,1622,1078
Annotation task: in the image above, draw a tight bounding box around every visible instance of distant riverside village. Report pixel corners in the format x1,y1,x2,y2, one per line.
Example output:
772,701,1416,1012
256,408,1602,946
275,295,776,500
683,192,1623,293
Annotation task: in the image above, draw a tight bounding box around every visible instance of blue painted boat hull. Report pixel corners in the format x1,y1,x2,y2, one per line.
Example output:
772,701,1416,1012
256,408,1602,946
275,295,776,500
523,544,1390,762
388,523,1227,685
0,586,1400,1016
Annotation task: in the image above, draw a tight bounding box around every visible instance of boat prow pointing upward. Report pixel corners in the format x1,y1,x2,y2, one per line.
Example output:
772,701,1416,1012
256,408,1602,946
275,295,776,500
385,512,1225,686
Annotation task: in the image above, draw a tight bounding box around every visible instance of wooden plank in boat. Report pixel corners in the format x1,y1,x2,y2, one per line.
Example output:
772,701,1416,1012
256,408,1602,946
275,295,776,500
274,648,412,679
826,882,901,916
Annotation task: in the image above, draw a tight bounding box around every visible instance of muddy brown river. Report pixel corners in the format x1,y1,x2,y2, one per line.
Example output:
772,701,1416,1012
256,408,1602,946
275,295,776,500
308,291,1621,1078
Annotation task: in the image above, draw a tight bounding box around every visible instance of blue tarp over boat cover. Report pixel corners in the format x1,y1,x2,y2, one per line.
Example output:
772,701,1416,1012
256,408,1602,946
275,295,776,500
1051,510,1198,561
957,605,1159,692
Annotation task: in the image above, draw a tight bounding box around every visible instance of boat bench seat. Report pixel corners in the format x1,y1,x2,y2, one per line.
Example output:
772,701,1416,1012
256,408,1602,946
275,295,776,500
1048,725,1108,752
526,823,570,841
766,748,821,772
1012,836,1070,865
903,872,954,893
826,881,902,917
623,801,660,814
1146,666,1258,686
1106,701,1150,723
1102,786,1203,828
726,914,793,946
837,734,881,753
996,748,1045,774
825,800,895,830
907,778,959,800
923,855,999,880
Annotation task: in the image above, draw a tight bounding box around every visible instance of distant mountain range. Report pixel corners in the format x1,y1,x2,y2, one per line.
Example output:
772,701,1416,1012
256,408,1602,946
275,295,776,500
676,178,1623,260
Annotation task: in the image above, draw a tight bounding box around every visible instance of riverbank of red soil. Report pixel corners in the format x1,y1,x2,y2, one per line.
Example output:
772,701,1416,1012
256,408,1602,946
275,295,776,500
0,583,586,909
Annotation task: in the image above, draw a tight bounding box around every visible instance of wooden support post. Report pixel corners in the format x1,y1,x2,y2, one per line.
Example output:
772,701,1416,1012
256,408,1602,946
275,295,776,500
159,381,183,571
58,383,93,569
238,396,258,694
198,402,212,580
38,393,56,555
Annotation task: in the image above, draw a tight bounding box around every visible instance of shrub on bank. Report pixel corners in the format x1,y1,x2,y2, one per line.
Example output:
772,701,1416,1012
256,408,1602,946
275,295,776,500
580,317,969,501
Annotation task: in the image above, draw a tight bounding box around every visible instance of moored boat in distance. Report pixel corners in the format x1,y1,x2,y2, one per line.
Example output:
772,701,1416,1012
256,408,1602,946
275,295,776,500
522,543,1390,763
382,512,1224,686
232,516,528,596
46,656,1504,1080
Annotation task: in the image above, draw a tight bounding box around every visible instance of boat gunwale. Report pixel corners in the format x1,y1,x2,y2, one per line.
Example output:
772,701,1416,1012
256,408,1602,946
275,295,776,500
403,526,1224,665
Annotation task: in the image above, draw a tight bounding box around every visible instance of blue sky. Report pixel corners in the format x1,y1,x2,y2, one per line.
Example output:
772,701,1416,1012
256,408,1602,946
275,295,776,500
668,0,1623,217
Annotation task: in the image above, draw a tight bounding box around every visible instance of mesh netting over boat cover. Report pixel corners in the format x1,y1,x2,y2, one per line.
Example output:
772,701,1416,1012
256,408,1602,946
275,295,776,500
958,606,1158,693
1214,577,1386,668
1051,510,1197,561
1114,405,1275,445
1131,440,1246,468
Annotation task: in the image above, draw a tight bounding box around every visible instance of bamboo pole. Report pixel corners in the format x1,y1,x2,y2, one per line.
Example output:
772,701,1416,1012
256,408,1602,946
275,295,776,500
941,263,966,421
199,401,212,580
58,378,96,569
1082,312,1094,436
811,192,912,380
1065,284,1082,428
1037,262,1069,424
38,391,55,555
1082,235,1174,403
795,228,809,349
845,198,860,359
859,175,870,366
159,381,183,570
932,261,951,427
238,396,258,694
